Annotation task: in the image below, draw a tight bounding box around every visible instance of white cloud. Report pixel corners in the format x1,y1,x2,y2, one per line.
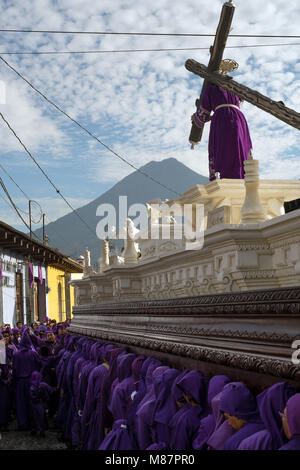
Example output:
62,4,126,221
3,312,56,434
0,0,299,203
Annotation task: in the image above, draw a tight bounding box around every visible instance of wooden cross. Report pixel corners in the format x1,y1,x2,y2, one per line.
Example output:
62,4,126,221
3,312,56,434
187,1,300,146
185,60,300,130
189,0,235,148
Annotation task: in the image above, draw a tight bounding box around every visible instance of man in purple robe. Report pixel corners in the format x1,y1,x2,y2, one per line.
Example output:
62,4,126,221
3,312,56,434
279,394,300,450
219,382,265,450
127,356,162,445
193,375,231,450
55,335,79,430
238,382,296,450
0,333,12,431
69,340,99,447
109,353,139,421
169,370,209,450
12,330,41,430
98,419,137,451
81,343,112,450
192,85,252,181
205,389,236,450
151,368,180,447
11,328,21,349
87,347,126,450
29,371,55,437
136,365,170,450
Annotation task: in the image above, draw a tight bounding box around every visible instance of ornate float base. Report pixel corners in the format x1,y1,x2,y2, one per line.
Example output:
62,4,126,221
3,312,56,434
69,286,300,392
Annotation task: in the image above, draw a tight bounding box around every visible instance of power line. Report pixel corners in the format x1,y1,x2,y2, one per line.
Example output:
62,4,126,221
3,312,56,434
0,162,70,245
0,56,182,197
0,162,30,200
0,29,299,38
0,43,299,55
0,177,43,242
0,111,99,238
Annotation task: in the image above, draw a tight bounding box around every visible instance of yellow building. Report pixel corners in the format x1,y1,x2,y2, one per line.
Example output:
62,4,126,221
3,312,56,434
47,258,83,323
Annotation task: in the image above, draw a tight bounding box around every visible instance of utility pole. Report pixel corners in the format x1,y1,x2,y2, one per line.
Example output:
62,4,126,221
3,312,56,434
29,200,32,238
42,213,46,244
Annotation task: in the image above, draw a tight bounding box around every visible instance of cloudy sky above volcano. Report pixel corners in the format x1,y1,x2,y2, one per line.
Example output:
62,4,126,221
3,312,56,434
0,0,299,232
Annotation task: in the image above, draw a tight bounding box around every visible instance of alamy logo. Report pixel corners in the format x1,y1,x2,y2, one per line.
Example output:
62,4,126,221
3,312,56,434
96,196,205,251
292,340,300,365
0,81,6,104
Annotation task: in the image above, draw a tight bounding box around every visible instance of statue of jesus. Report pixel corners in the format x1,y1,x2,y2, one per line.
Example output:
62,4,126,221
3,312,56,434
191,59,252,181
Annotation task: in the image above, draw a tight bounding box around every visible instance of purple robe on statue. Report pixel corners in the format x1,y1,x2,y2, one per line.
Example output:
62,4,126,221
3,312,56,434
192,85,252,181
238,382,296,450
279,394,300,450
218,382,264,450
98,419,137,450
193,375,231,450
12,332,41,429
169,370,209,450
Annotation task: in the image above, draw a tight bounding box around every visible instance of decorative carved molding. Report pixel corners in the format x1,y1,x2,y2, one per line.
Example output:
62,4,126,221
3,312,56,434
241,270,275,280
143,246,156,257
159,241,178,253
271,237,300,249
237,243,271,251
73,286,300,316
207,206,231,228
70,319,298,345
68,325,300,381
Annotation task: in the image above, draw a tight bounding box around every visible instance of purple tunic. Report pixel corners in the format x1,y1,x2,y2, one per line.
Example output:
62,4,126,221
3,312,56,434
219,382,264,450
193,375,231,450
169,370,209,450
109,355,145,422
81,362,110,449
98,419,137,450
151,368,180,447
127,357,162,442
29,371,55,433
279,394,300,450
136,366,170,450
238,382,296,450
87,347,126,450
0,361,11,426
13,332,41,429
193,85,252,181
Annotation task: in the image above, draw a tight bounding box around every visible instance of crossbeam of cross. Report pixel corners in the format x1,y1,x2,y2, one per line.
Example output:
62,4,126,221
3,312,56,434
185,60,300,131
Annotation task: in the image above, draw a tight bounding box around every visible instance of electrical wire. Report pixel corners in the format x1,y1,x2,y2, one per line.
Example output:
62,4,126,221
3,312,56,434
0,176,43,242
0,162,71,245
0,56,182,197
0,43,299,55
0,111,99,238
0,29,299,38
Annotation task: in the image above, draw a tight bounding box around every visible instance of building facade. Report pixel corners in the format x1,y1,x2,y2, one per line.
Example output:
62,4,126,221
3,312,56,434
0,220,83,327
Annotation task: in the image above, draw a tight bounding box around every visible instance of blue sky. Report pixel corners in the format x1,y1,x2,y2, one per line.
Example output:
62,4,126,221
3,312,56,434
0,0,299,234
